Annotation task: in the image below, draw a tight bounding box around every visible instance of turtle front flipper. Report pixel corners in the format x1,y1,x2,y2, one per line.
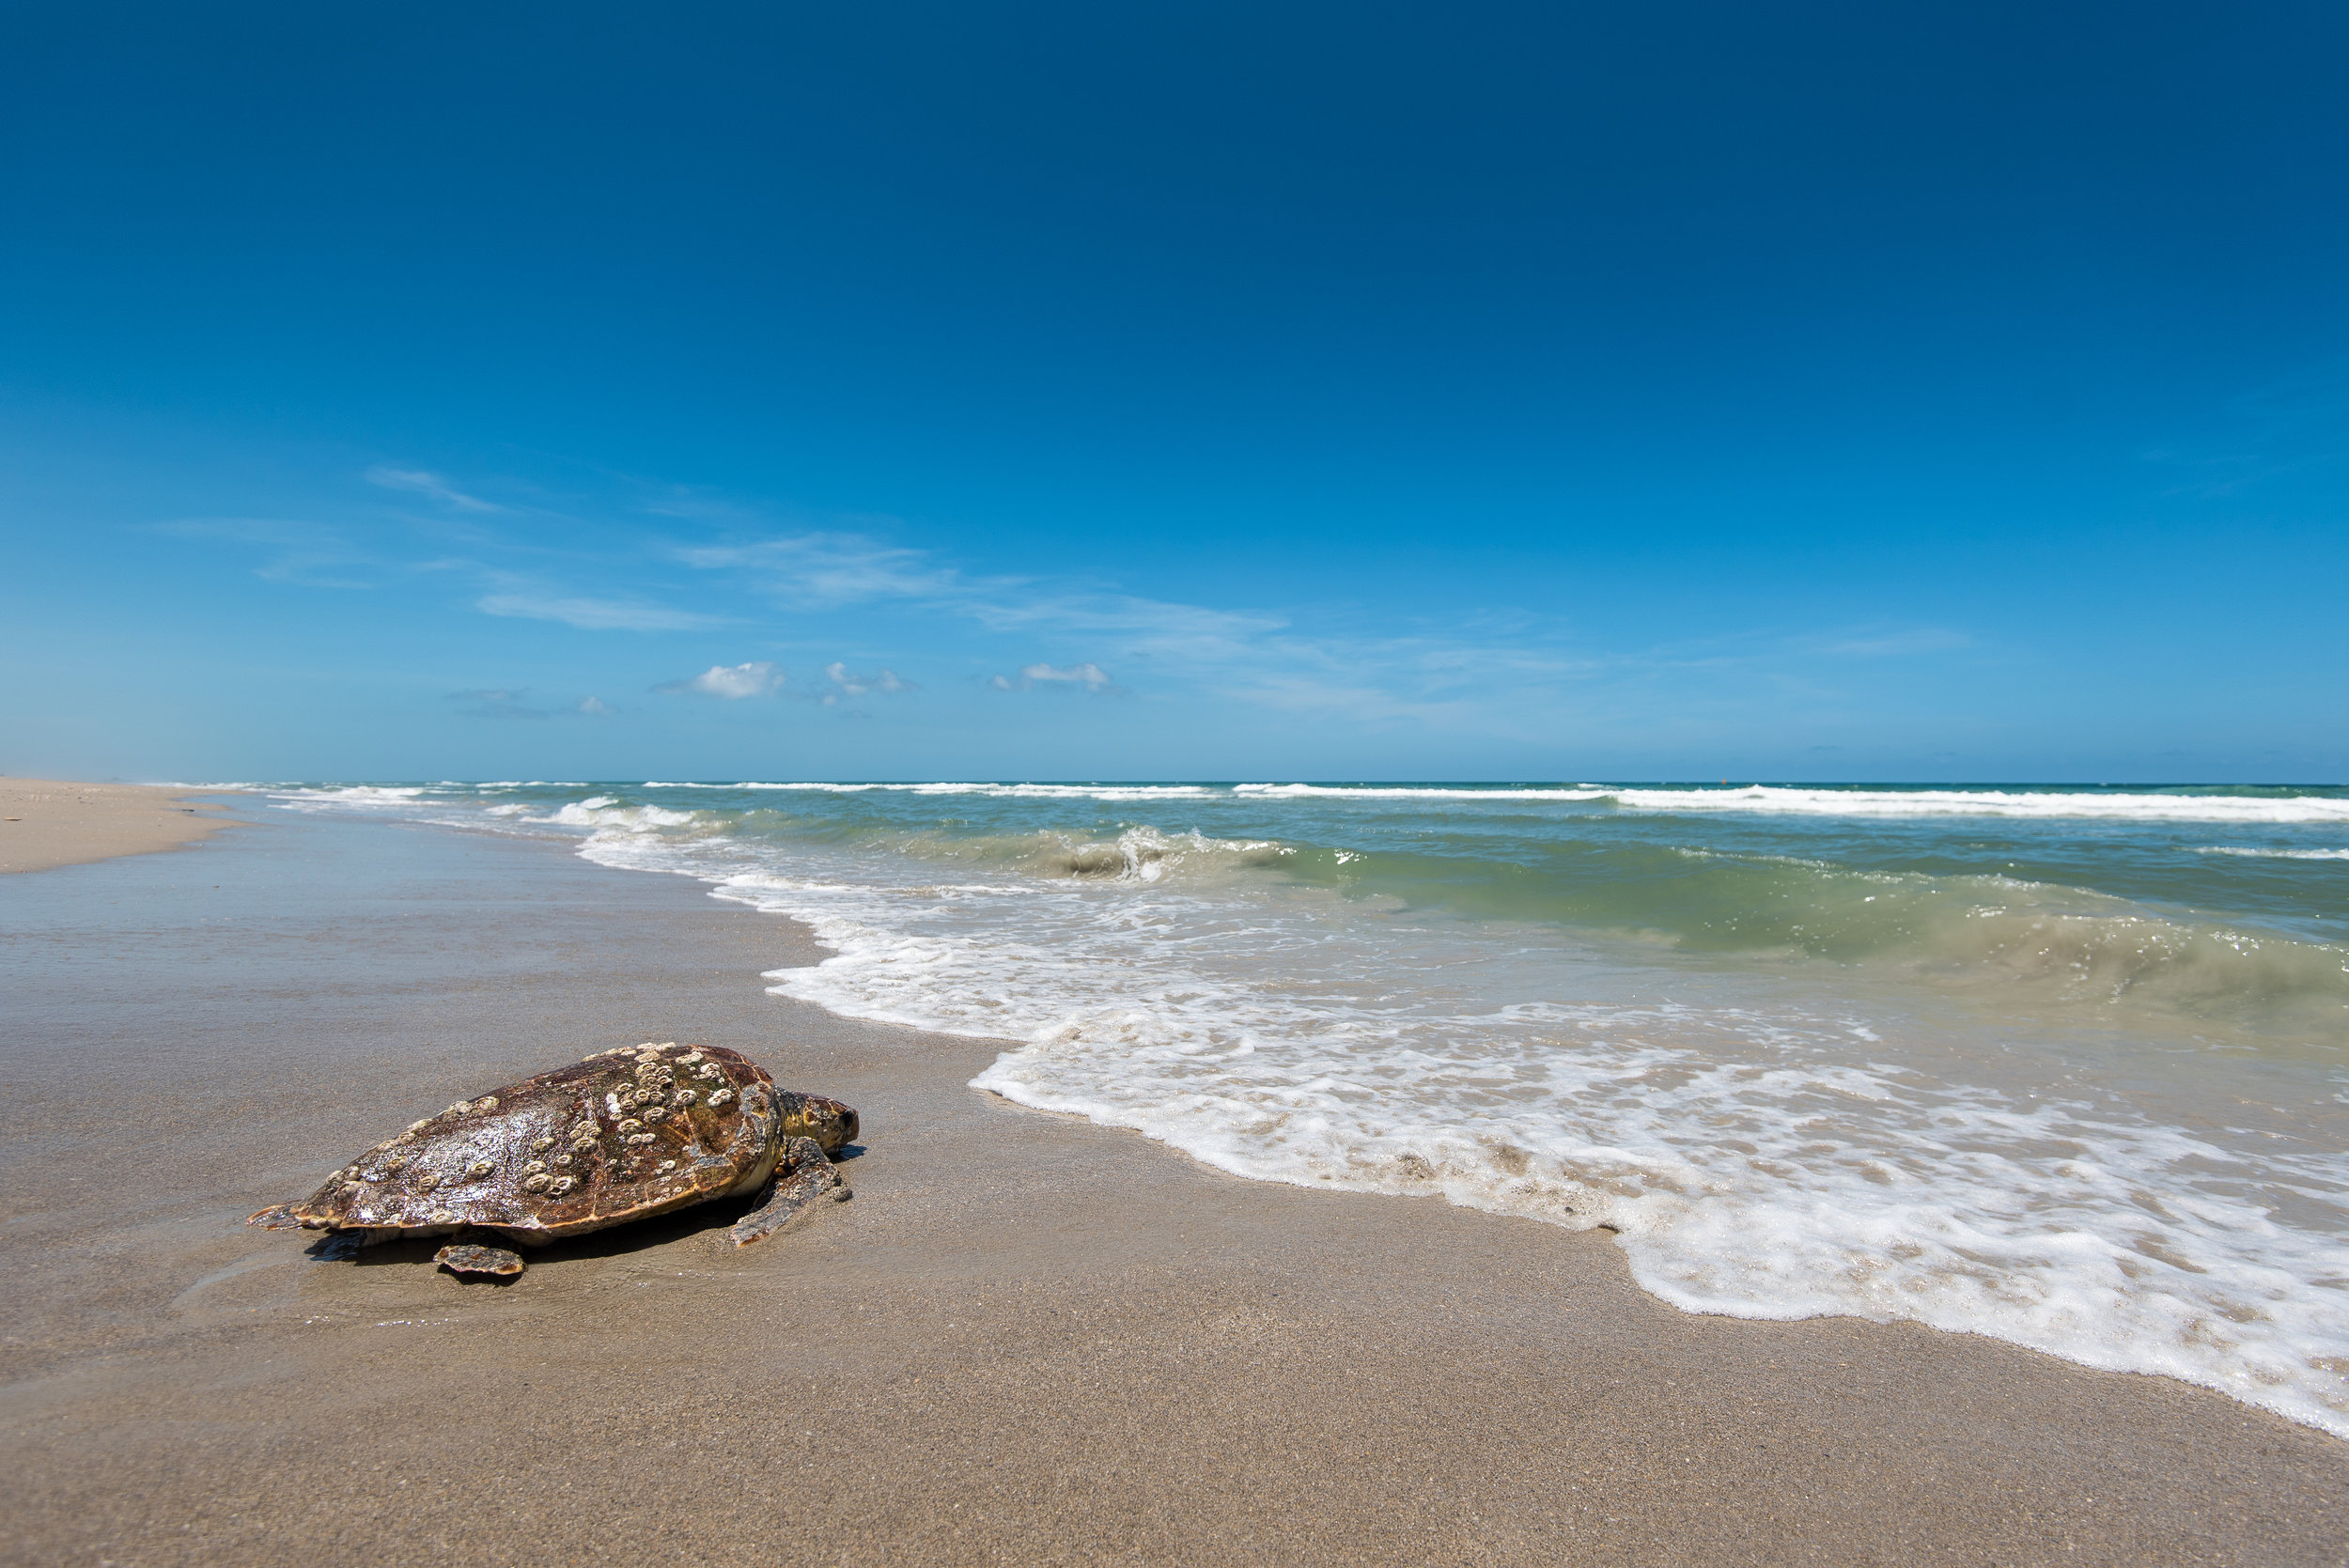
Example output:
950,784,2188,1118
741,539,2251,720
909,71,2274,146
727,1137,849,1248
247,1204,305,1230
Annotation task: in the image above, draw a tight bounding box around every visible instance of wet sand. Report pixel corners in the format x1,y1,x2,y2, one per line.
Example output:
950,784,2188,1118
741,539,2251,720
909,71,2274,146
3,805,2343,1566
0,777,234,874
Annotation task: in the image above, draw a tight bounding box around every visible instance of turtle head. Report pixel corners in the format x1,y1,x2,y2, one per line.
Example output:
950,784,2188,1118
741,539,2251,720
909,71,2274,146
776,1092,860,1155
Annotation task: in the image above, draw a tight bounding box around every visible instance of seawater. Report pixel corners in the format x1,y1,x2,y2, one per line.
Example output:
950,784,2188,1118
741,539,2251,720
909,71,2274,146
261,780,2349,1436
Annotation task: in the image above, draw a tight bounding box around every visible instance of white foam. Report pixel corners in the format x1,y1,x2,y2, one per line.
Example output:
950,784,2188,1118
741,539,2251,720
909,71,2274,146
1240,783,2349,824
2200,846,2349,862
266,784,435,809
538,800,697,829
642,781,1221,801
1237,784,1616,801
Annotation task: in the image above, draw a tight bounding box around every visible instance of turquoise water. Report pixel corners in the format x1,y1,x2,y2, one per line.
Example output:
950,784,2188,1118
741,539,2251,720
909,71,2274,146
264,780,2349,1435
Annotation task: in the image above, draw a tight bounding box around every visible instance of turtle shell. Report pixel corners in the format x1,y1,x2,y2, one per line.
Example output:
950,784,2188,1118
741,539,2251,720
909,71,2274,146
258,1043,787,1245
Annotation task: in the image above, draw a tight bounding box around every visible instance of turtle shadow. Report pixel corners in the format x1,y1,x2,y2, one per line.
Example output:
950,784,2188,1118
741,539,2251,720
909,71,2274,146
547,1141,863,1263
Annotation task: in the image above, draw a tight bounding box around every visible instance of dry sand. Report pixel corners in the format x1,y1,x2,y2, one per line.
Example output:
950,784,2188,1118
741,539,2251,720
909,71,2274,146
0,777,234,875
3,801,2344,1566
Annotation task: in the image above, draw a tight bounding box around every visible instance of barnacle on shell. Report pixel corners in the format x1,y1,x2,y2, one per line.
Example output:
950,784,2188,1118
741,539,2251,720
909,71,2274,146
465,1158,494,1179
530,1136,554,1154
521,1172,552,1193
673,1089,697,1107
429,1208,456,1225
617,1118,643,1134
550,1176,576,1195
708,1088,735,1109
418,1172,443,1191
475,1096,499,1112
521,1160,546,1175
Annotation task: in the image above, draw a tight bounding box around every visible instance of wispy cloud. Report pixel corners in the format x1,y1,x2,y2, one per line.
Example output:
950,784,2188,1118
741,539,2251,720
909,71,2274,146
446,688,549,720
992,660,1122,694
444,688,615,720
679,532,970,607
169,468,1998,748
2143,361,2349,501
683,526,1289,664
155,517,381,589
476,592,722,631
820,661,915,706
366,465,506,513
1812,628,1972,659
658,660,787,698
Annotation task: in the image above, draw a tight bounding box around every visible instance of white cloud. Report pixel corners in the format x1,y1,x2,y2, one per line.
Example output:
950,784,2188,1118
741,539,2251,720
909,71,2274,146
577,695,613,715
476,592,722,631
365,465,505,513
661,661,787,699
996,660,1121,694
820,661,915,705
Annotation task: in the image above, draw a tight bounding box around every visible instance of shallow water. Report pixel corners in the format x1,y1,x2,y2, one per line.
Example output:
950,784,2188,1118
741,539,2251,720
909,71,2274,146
258,779,2349,1436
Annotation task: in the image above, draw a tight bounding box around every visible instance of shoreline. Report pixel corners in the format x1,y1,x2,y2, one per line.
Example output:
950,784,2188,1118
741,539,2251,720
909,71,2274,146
0,776,237,874
3,803,2343,1564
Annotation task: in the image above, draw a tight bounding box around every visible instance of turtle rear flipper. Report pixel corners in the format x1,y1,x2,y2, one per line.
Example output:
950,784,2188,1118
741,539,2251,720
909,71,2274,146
728,1138,849,1248
437,1230,527,1279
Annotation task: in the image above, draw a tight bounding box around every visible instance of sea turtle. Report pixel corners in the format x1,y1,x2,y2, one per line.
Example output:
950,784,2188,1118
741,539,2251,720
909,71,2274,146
247,1042,858,1278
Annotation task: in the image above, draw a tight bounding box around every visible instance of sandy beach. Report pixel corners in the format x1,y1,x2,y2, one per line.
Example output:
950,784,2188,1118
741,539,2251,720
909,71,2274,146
0,778,234,875
3,797,2344,1567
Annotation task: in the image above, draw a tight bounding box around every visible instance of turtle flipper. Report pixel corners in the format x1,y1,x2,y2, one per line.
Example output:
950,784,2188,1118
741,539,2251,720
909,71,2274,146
727,1137,848,1247
247,1203,304,1230
437,1230,527,1278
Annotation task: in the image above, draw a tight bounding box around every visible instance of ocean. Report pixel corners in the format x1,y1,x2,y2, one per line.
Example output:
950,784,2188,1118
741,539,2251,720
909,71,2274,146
258,780,2349,1436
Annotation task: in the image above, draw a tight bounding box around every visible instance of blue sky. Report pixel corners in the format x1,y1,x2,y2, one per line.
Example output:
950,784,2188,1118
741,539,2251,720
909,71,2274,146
3,1,2344,782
